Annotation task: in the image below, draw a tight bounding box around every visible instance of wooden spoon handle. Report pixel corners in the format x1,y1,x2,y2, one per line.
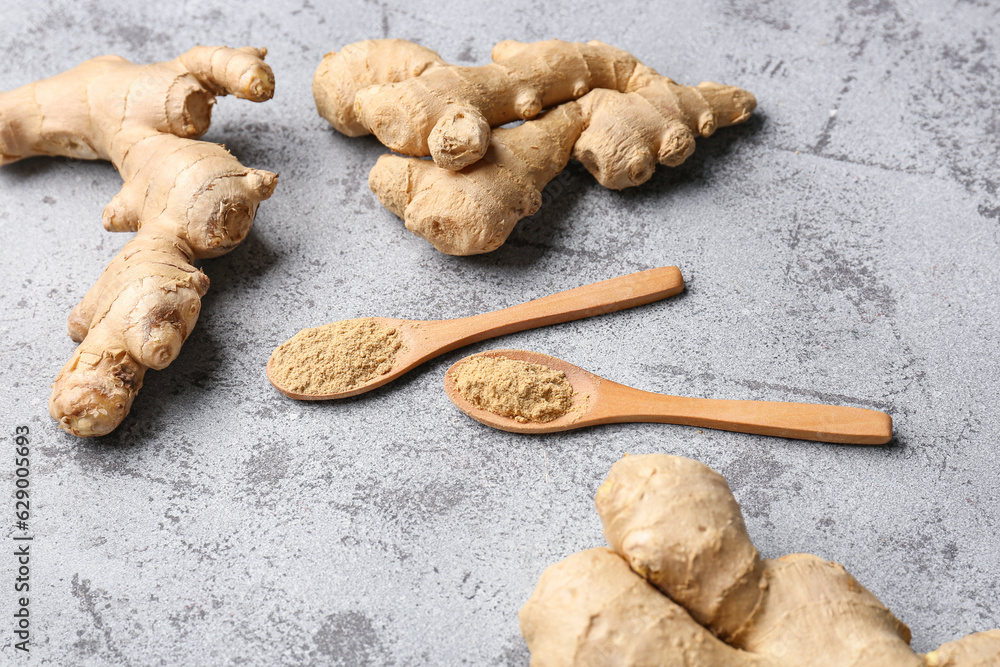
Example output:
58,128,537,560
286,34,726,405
438,267,684,347
603,388,892,444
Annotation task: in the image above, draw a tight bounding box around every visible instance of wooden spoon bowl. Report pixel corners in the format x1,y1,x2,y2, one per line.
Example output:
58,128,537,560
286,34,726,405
445,349,893,444
266,317,445,400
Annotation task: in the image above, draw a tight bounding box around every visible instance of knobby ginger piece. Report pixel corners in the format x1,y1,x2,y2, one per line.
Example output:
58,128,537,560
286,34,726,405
520,454,1000,666
316,38,642,169
368,103,584,255
0,46,277,436
315,38,754,173
319,38,756,254
368,70,754,256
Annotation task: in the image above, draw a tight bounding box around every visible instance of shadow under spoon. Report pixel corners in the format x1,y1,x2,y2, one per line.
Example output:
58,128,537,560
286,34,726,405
444,349,893,444
267,266,684,400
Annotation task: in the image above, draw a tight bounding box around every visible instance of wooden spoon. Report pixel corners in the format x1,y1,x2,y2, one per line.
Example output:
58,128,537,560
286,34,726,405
267,267,684,400
444,349,893,444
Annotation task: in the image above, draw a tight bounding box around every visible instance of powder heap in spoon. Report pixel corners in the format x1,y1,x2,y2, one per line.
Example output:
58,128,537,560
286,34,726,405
454,355,573,423
269,318,403,395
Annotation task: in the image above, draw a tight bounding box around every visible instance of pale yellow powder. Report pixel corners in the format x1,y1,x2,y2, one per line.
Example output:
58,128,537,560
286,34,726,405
455,356,573,423
270,318,403,395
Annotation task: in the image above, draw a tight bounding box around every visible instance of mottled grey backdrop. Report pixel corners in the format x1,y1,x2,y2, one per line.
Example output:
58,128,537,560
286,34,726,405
1,0,998,664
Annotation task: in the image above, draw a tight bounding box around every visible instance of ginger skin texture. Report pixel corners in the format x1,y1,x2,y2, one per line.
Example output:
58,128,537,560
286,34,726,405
369,103,584,255
520,454,1000,666
318,39,648,170
315,39,753,172
314,39,755,255
0,46,278,437
368,77,753,255
313,39,447,140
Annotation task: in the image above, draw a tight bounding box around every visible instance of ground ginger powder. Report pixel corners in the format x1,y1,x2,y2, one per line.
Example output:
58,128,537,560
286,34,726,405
455,355,573,423
270,318,403,395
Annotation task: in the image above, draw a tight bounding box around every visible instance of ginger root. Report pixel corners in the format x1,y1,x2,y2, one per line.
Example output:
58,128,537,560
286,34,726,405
315,38,753,172
317,39,646,170
314,38,755,255
313,39,446,139
0,46,278,437
368,103,584,255
520,454,1000,666
368,78,753,255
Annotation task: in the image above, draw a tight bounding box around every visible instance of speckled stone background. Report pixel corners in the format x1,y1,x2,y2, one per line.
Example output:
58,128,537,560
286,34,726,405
1,0,998,664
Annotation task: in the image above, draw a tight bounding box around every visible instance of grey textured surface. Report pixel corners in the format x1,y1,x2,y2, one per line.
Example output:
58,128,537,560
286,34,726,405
1,0,998,664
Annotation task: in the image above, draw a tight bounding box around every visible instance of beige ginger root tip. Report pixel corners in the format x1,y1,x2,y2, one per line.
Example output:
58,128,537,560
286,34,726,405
0,46,278,437
574,78,756,190
521,453,1000,666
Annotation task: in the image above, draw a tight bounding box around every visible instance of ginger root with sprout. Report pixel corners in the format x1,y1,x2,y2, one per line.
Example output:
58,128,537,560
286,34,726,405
314,38,755,255
520,454,1000,666
0,46,278,437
